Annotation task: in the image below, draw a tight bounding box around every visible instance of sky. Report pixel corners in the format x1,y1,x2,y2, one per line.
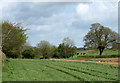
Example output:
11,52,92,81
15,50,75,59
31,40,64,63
0,0,119,47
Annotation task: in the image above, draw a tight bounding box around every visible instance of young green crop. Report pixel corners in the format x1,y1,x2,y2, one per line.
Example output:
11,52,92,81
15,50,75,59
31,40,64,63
2,59,118,81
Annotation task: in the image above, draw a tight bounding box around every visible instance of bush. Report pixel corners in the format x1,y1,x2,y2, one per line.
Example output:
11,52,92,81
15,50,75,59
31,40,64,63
5,50,21,58
33,47,42,59
37,41,57,59
57,43,77,58
22,48,35,59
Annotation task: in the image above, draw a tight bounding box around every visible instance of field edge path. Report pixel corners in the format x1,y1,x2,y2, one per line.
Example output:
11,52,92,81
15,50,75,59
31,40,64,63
54,58,118,65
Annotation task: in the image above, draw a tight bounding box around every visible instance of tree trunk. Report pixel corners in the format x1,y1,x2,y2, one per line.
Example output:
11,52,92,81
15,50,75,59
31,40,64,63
99,47,104,56
99,48,102,55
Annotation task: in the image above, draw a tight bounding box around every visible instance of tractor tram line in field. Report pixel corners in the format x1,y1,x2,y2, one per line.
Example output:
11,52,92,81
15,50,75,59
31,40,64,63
48,61,117,81
63,61,118,75
51,63,108,81
38,61,84,81
69,64,118,78
52,63,115,80
44,64,85,81
52,60,118,76
2,59,118,81
32,60,81,81
39,60,118,81
23,60,75,81
34,60,94,81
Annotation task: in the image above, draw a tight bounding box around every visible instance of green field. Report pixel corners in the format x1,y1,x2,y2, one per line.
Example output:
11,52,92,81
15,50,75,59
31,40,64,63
70,49,120,60
2,59,118,81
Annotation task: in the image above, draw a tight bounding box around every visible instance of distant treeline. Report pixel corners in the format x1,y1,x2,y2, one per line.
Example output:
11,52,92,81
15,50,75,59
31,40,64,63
1,21,77,59
21,38,77,59
1,21,119,59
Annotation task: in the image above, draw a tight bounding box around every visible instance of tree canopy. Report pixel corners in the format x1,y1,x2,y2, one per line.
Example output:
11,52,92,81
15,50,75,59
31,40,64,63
22,47,35,59
37,41,55,59
2,21,28,57
83,23,118,55
57,37,77,58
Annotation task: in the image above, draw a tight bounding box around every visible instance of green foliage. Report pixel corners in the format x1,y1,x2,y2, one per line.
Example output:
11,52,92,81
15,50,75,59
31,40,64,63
2,59,118,81
33,47,42,59
2,21,27,58
22,47,35,59
51,46,59,58
57,43,77,58
56,37,77,58
37,41,56,59
48,45,57,58
6,50,21,58
57,43,65,58
70,46,77,57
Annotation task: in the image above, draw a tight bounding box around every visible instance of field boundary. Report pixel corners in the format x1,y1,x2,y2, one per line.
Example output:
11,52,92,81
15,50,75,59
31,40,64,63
55,59,118,65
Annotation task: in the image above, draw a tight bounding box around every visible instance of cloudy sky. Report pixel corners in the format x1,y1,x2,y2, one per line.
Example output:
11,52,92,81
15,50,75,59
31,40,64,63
0,0,118,47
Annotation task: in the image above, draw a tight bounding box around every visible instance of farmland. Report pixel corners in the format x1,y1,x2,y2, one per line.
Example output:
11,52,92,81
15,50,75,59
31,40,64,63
70,49,120,60
1,1,120,82
2,59,118,81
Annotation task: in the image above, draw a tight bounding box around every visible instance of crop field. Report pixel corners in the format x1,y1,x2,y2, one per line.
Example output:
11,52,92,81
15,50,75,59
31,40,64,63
2,59,118,81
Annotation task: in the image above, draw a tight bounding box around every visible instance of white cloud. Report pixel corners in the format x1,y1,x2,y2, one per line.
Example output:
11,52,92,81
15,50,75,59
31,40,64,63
2,2,118,47
76,3,89,16
76,2,117,21
35,25,51,31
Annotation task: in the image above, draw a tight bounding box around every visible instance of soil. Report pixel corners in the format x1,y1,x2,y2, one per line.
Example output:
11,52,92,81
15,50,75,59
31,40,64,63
56,58,119,65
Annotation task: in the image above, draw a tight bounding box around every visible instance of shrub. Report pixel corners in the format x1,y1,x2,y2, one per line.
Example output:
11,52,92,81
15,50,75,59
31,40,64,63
22,47,35,59
57,43,77,58
5,50,21,58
